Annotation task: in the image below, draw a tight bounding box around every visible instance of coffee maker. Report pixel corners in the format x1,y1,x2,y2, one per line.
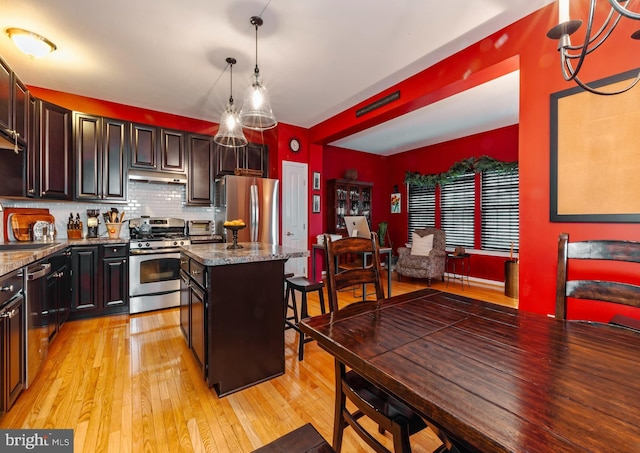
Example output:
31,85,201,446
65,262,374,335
86,209,100,238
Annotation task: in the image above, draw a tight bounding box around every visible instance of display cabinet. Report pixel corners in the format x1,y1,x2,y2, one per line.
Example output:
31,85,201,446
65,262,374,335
327,179,373,235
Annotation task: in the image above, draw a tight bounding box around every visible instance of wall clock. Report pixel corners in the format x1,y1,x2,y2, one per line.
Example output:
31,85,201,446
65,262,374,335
289,138,300,152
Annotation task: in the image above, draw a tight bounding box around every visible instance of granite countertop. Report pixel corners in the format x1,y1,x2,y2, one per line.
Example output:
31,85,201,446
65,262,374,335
0,237,129,276
181,242,309,266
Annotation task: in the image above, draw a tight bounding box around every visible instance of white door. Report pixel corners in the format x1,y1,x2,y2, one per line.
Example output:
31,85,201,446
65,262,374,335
282,161,308,277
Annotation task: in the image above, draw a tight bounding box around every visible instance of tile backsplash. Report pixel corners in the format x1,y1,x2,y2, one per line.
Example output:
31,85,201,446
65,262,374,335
1,181,214,239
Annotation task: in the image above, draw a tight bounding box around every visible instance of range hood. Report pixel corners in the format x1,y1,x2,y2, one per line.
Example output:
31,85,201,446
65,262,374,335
128,169,187,184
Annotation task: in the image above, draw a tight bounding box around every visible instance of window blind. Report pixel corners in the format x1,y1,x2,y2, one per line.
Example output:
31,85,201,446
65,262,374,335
481,168,519,252
407,185,435,242
440,173,475,248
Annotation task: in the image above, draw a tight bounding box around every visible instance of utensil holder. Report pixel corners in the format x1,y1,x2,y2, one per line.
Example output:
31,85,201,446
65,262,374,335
106,222,122,239
67,229,83,239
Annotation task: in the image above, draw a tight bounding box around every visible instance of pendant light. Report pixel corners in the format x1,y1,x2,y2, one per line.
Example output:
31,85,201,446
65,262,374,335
214,57,248,148
239,16,277,131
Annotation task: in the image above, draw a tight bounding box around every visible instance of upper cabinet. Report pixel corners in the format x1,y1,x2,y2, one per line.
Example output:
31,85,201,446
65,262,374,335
187,133,214,206
130,124,186,174
37,100,72,200
214,143,268,179
74,113,128,201
0,57,27,147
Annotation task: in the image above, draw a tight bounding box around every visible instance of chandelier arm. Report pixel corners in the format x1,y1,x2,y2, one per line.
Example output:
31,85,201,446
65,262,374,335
560,0,598,81
564,6,622,53
609,0,640,20
573,70,640,95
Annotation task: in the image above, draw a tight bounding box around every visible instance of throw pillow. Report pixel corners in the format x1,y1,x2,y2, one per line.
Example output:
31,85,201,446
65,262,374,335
411,233,433,256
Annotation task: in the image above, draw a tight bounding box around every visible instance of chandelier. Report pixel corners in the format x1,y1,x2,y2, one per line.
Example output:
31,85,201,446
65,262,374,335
214,57,248,148
239,16,277,130
547,0,640,95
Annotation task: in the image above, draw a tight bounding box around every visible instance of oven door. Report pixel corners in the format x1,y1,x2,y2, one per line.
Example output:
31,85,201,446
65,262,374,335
129,249,182,297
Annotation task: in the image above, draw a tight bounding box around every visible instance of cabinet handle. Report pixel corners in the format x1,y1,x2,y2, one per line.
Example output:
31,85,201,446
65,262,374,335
0,309,17,319
1,285,14,292
191,270,201,275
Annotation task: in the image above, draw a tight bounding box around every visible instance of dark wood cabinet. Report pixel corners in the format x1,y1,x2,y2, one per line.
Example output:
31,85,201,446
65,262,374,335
39,100,72,200
160,129,186,173
74,113,128,201
3,294,25,411
180,257,207,374
214,143,268,179
0,58,11,133
327,179,373,235
26,95,39,197
13,76,27,146
187,133,214,205
46,249,72,342
129,123,157,170
70,244,128,319
102,244,128,309
71,246,100,313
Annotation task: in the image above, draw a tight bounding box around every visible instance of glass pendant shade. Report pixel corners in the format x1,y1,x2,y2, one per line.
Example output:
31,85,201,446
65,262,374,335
214,101,247,147
239,72,277,131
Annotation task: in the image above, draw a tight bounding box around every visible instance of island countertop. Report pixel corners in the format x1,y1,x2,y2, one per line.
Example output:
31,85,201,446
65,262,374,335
180,242,309,266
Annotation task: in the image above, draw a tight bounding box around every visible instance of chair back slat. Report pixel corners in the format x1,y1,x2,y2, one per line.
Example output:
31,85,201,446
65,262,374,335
324,233,384,312
556,232,640,320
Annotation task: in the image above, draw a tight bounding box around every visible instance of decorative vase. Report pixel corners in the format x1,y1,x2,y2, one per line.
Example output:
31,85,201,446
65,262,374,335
377,222,388,247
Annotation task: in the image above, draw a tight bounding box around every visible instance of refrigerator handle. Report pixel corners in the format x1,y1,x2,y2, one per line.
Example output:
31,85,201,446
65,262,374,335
250,183,259,242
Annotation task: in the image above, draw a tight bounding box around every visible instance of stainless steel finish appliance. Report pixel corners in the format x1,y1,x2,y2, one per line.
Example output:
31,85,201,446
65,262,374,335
214,175,279,244
24,260,51,388
128,217,190,314
187,220,224,244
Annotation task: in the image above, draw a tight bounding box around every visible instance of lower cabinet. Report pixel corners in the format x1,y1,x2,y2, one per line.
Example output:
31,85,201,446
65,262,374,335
71,243,128,319
179,260,207,374
46,249,72,342
0,269,25,415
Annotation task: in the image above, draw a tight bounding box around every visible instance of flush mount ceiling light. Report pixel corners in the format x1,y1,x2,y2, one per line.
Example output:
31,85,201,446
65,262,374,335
547,0,640,95
6,28,57,59
239,16,277,131
214,57,248,148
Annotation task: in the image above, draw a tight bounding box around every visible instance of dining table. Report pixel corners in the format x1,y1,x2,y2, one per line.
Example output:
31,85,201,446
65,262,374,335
299,288,640,452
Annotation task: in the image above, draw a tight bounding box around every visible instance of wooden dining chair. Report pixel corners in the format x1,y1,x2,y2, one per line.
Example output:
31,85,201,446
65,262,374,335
323,233,427,453
556,232,640,323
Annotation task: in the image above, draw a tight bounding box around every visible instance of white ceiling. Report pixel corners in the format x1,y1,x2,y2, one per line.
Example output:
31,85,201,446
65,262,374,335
0,0,554,155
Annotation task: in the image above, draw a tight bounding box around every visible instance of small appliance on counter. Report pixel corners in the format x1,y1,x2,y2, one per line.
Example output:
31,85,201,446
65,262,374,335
187,220,224,244
86,209,100,238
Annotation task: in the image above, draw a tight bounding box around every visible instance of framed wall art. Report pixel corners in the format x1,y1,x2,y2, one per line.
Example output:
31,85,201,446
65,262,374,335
312,194,321,213
550,67,640,222
391,192,401,214
313,172,321,191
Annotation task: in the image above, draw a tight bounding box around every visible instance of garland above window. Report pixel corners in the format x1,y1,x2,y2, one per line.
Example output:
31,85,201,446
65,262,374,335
404,155,518,188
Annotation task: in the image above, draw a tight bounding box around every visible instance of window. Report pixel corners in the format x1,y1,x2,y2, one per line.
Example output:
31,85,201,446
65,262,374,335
407,184,435,241
440,173,475,248
481,167,519,252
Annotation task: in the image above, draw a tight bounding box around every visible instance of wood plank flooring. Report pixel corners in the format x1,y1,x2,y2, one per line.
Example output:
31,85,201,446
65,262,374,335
0,272,516,452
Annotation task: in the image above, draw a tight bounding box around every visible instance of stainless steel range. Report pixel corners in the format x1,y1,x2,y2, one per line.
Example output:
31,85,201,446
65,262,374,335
128,217,190,314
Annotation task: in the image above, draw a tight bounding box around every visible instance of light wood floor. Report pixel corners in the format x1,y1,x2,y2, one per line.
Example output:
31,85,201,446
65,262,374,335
0,272,517,452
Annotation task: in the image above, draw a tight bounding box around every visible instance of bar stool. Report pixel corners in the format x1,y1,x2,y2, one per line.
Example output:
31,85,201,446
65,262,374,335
283,272,297,330
285,276,326,361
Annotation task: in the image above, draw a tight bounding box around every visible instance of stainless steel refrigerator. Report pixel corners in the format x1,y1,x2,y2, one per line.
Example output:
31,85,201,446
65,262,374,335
214,175,279,244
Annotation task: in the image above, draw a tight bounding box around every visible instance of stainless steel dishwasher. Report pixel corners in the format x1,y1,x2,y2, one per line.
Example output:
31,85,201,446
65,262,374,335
24,260,51,388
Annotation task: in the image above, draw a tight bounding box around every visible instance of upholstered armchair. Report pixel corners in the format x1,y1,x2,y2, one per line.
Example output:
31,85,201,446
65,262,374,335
396,227,447,286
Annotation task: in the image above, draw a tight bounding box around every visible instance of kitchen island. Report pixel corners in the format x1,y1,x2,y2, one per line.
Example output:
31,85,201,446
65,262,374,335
179,242,308,396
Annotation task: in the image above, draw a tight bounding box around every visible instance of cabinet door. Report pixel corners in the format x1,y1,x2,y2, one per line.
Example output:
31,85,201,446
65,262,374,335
215,144,237,178
72,246,100,312
187,133,214,205
13,76,28,145
190,283,206,372
0,58,11,131
130,123,158,170
56,253,72,327
160,129,186,173
242,143,267,176
180,270,190,344
74,113,102,200
5,296,25,410
40,101,72,199
102,118,128,200
103,257,128,308
27,95,39,197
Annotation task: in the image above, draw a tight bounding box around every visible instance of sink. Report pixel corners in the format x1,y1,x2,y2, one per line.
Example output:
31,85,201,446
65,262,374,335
0,242,59,251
